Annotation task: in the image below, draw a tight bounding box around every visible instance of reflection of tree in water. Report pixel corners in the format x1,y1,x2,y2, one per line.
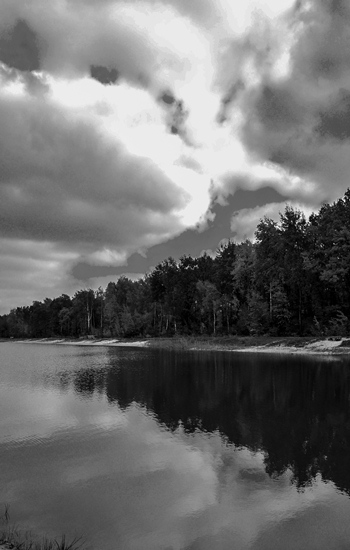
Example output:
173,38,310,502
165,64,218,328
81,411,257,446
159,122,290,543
72,366,108,397
70,349,350,495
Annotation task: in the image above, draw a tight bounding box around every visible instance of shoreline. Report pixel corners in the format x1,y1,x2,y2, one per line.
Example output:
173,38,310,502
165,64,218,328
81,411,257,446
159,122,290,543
2,335,350,356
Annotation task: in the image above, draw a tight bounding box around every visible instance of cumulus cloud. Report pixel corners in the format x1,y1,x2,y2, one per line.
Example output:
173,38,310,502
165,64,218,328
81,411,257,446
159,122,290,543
1,0,350,310
239,0,350,200
0,72,193,244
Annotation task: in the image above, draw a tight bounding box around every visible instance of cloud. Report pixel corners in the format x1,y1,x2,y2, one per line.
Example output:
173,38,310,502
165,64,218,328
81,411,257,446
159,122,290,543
0,80,190,245
0,19,40,71
1,0,350,310
238,0,350,201
0,72,210,246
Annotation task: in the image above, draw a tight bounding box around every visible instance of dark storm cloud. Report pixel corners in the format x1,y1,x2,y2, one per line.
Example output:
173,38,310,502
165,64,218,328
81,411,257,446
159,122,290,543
291,1,350,82
255,85,303,130
241,78,316,177
237,0,350,199
160,90,176,105
0,19,41,71
316,89,350,140
90,65,119,85
158,90,190,141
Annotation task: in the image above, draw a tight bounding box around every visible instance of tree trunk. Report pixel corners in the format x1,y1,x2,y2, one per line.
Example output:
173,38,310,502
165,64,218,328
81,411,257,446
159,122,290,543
87,307,91,334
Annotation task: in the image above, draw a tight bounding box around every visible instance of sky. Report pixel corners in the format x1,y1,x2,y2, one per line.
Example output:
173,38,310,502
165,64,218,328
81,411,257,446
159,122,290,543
0,0,350,313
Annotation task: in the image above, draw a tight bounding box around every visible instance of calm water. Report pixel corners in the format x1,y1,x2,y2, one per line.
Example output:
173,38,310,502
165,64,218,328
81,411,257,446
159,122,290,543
1,343,350,550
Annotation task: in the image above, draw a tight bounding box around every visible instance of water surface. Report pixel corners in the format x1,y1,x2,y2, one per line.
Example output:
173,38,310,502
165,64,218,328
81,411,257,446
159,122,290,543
1,343,350,549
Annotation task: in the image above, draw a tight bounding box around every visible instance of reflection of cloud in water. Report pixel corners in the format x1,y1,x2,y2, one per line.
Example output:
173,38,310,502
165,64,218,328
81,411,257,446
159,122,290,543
170,431,342,550
1,384,343,550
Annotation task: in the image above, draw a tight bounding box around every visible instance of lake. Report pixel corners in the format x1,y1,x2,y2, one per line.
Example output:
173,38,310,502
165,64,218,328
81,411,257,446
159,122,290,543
1,343,350,550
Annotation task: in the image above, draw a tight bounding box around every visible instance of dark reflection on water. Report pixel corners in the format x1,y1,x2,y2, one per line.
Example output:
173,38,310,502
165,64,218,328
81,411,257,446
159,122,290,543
65,350,350,495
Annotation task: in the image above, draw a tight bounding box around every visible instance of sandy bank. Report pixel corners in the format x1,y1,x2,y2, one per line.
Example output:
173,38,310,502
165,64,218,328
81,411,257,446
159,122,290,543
227,339,350,356
145,336,350,356
11,338,149,347
5,336,350,355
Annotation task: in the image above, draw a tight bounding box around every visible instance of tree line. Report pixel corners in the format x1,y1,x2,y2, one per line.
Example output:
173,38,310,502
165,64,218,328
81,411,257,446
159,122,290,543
1,189,350,338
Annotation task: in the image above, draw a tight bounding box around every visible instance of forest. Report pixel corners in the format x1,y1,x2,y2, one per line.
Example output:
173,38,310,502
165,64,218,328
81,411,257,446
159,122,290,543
1,189,350,339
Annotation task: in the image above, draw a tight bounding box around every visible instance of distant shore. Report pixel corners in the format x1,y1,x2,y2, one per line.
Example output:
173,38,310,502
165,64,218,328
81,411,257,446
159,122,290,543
2,335,350,355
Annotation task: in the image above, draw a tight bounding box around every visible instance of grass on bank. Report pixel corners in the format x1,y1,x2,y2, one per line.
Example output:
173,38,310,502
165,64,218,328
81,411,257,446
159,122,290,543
0,505,86,550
